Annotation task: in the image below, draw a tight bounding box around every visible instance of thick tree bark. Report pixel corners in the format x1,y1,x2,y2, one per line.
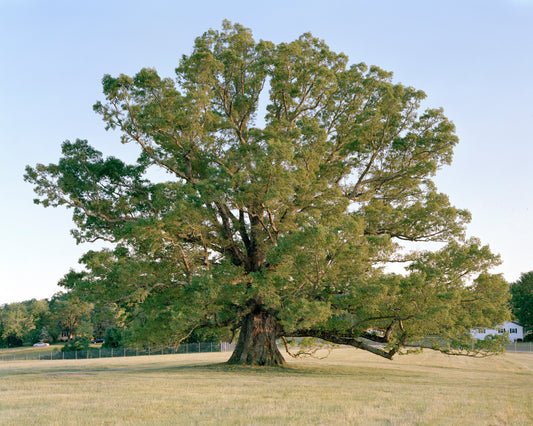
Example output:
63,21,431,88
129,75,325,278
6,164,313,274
227,301,285,366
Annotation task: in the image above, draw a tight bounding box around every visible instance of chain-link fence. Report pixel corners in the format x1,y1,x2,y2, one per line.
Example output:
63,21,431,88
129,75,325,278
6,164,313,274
505,341,533,353
2,341,531,362
0,341,235,362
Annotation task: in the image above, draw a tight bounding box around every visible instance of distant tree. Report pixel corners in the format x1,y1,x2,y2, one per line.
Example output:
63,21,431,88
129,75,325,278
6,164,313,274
26,299,50,323
26,299,53,343
61,337,89,352
103,326,123,348
90,304,120,339
0,303,35,347
26,21,509,365
510,272,533,328
76,319,94,342
38,326,51,343
50,294,93,341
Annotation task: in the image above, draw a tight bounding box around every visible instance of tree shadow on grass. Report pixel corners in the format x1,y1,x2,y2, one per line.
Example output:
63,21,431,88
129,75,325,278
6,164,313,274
128,360,425,383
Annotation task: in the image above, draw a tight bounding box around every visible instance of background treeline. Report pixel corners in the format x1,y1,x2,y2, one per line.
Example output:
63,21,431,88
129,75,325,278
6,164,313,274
0,292,226,349
0,292,110,348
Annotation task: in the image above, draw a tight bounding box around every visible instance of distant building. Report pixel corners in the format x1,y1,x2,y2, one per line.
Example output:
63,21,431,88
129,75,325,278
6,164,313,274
471,321,524,343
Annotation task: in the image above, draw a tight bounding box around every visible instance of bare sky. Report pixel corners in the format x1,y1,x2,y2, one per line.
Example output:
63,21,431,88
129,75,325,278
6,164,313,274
1,0,532,304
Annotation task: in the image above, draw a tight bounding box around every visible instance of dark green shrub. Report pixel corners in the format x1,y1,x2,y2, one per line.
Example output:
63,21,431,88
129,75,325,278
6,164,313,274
61,338,89,352
6,335,23,347
103,326,123,348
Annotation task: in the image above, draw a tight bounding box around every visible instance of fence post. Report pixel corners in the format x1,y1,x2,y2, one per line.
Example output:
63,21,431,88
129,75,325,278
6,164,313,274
124,348,126,357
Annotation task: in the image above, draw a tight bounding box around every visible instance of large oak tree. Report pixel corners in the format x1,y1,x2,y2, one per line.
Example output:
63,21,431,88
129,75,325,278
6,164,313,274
26,22,509,365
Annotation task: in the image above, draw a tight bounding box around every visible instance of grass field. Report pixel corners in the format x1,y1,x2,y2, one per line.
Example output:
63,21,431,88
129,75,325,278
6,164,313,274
1,348,532,425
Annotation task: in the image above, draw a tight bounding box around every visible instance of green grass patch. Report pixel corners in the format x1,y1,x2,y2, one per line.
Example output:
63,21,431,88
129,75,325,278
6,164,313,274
0,348,532,425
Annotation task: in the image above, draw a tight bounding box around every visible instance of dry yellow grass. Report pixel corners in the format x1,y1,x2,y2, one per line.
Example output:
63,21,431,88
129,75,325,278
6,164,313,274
0,348,532,425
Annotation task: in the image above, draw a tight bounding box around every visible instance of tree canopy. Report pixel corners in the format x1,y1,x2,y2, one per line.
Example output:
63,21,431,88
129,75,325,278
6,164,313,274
510,272,533,329
25,21,509,365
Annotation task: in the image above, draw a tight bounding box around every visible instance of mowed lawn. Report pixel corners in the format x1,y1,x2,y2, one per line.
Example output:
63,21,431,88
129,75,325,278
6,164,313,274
0,348,532,425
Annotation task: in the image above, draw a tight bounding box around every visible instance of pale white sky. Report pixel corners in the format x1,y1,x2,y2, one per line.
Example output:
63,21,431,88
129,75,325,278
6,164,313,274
1,0,532,304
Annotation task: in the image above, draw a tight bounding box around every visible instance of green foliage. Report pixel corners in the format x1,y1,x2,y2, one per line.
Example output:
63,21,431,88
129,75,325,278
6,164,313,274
25,21,510,359
510,271,533,329
182,328,229,344
0,303,35,347
76,320,94,342
38,327,51,343
61,338,90,352
50,293,93,341
103,326,124,348
0,298,107,347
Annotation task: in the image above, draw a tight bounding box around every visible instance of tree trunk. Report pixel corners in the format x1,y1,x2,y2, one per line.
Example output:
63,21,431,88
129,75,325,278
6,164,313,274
227,302,285,366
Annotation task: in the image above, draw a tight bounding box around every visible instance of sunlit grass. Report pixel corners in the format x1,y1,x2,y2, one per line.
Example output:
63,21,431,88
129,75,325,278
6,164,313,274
1,348,532,425
0,344,63,358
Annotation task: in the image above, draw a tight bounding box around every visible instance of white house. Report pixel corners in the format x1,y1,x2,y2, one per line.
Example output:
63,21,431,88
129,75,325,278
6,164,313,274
471,321,524,343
